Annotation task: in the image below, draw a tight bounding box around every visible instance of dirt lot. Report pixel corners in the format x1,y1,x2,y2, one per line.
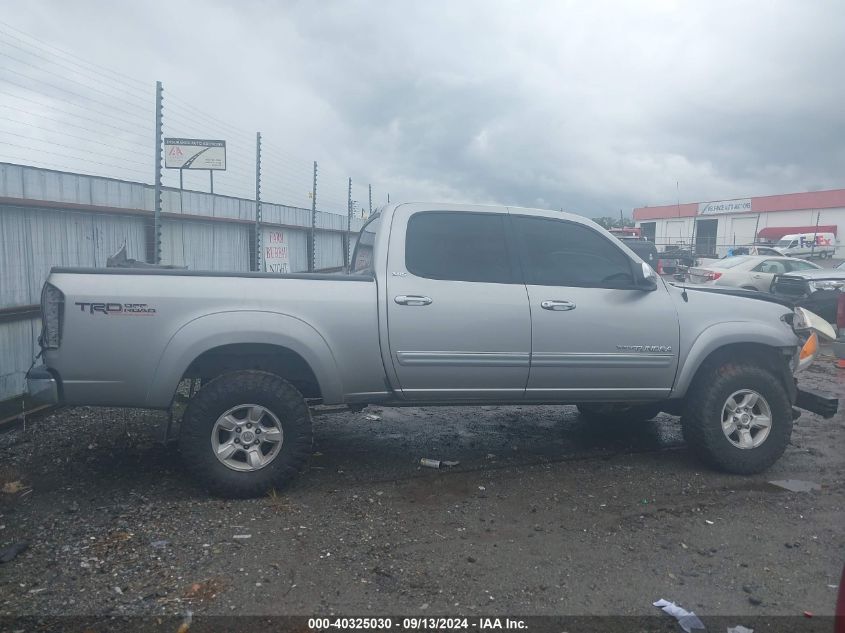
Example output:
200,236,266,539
0,356,843,629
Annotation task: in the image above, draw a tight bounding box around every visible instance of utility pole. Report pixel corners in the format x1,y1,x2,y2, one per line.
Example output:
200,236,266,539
368,184,372,217
346,177,353,267
254,132,262,271
310,161,317,272
153,80,163,264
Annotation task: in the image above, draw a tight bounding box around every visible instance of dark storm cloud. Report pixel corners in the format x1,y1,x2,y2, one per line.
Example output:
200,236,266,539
4,0,845,215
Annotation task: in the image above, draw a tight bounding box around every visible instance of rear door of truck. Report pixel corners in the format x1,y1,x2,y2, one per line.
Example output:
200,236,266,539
385,205,531,401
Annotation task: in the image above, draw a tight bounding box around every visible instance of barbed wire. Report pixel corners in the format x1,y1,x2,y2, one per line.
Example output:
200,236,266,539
0,23,377,215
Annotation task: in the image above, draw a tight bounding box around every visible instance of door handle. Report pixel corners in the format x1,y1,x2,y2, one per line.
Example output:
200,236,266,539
541,300,576,311
752,274,763,279
394,295,433,306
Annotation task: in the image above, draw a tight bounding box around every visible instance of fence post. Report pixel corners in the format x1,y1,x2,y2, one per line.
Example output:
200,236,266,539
310,161,317,272
254,132,262,272
347,177,353,267
153,80,163,264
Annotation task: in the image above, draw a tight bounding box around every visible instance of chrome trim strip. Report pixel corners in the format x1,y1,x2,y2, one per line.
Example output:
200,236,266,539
531,352,674,368
396,351,530,367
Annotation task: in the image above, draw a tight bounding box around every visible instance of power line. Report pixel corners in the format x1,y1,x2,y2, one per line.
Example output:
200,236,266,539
0,95,149,139
0,129,150,167
0,29,152,100
0,75,152,131
0,48,151,112
0,20,150,89
167,93,254,137
0,114,149,151
0,140,150,176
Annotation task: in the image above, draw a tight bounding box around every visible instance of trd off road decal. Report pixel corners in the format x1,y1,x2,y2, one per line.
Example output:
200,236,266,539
74,302,156,315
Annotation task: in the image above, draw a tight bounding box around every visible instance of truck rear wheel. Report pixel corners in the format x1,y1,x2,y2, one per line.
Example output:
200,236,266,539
179,370,313,498
576,403,662,424
681,361,792,474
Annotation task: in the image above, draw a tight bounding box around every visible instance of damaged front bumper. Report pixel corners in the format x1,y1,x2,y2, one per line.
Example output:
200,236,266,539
795,386,839,419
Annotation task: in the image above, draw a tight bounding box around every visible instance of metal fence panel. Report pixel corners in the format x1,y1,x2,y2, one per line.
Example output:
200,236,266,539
315,231,344,269
286,228,309,272
0,318,39,402
162,219,251,271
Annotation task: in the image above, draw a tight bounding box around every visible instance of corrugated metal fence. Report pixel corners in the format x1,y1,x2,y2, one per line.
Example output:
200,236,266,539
0,162,366,403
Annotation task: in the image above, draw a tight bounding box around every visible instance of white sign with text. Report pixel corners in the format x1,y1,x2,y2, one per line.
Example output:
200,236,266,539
698,198,752,215
263,228,291,274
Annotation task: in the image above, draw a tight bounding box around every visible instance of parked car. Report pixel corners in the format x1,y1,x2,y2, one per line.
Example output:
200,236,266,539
687,255,820,292
775,232,837,258
616,236,666,274
729,244,785,257
770,267,845,325
27,202,837,497
659,245,696,272
616,237,686,275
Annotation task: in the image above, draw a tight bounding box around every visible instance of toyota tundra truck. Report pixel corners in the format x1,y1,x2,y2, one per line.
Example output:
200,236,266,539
27,202,839,497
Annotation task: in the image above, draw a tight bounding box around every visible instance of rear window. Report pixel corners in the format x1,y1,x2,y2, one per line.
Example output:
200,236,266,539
405,212,514,283
712,256,753,269
351,214,381,274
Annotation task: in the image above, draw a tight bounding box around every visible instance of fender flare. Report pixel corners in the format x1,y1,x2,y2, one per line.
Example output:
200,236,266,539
144,310,343,408
672,321,797,398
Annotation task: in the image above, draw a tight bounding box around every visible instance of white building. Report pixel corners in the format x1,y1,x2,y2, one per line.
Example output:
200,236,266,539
633,189,845,257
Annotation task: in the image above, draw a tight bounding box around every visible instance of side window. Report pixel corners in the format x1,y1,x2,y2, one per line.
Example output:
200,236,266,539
787,260,816,272
405,212,514,283
512,216,634,287
755,260,786,274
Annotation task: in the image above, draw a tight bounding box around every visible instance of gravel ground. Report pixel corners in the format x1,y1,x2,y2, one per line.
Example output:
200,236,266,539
0,357,842,627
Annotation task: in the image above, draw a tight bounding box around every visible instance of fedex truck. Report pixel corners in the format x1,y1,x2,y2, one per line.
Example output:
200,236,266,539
776,232,836,258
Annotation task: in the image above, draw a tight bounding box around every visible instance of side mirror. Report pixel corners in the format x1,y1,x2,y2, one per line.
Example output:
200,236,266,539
636,261,658,290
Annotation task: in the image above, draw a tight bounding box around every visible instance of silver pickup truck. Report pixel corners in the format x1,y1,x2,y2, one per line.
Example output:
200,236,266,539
27,202,838,497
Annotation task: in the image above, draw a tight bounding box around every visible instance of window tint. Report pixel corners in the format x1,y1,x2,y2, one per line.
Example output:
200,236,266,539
754,260,787,274
512,216,634,287
787,260,818,272
405,212,514,283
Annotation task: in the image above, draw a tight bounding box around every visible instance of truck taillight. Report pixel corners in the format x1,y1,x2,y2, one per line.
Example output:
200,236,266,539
837,293,845,332
656,259,663,275
40,282,64,349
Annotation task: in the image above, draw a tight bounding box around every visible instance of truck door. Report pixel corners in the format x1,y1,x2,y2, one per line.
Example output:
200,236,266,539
386,206,531,400
509,211,680,401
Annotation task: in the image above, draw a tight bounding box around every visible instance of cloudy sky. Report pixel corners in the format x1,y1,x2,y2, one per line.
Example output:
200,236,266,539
2,0,844,216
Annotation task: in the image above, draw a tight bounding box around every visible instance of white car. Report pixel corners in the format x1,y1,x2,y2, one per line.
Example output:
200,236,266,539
688,255,821,291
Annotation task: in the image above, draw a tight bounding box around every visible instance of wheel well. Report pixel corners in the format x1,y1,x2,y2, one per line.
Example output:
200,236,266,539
689,342,792,391
181,343,322,399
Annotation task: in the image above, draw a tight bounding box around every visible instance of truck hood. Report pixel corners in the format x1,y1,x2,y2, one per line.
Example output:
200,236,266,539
668,282,795,308
774,268,845,281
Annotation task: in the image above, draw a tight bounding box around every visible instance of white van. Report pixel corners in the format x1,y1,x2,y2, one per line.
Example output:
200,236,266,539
775,232,836,258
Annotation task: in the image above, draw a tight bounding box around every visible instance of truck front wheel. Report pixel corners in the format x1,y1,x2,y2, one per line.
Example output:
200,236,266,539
179,370,313,498
681,361,792,474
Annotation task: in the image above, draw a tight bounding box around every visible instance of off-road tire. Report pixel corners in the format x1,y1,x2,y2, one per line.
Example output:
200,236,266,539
576,403,663,425
681,361,792,474
179,370,313,498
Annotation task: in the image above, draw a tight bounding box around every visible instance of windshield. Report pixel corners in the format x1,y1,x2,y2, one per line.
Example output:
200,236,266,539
776,239,794,247
350,213,381,274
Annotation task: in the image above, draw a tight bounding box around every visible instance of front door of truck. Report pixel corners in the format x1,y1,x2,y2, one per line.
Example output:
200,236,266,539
386,205,531,401
509,211,680,401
